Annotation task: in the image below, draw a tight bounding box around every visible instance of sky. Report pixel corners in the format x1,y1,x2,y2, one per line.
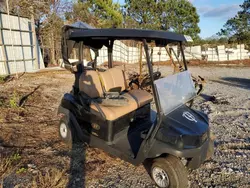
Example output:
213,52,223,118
116,0,244,39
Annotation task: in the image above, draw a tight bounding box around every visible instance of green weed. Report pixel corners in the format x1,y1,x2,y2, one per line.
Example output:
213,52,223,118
0,76,5,84
10,153,21,161
9,91,19,108
16,167,27,174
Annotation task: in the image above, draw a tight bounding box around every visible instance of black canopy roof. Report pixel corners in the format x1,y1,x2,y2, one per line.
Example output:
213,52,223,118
69,28,187,42
61,22,187,65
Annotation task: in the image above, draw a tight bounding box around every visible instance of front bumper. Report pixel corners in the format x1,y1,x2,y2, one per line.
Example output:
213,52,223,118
148,133,215,169
186,136,214,169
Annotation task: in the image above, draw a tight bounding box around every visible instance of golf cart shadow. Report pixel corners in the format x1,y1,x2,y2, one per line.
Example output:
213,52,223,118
66,74,99,187
212,77,250,90
67,141,87,188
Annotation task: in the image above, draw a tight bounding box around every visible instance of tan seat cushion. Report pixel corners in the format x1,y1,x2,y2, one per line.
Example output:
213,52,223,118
79,70,104,98
90,90,153,121
128,89,153,107
99,68,127,92
90,93,137,121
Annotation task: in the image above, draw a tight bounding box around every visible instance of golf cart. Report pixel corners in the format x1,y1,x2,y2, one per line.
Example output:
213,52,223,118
58,22,214,188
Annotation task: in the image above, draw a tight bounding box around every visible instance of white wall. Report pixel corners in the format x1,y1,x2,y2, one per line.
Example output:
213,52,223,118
94,42,249,65
94,41,180,65
62,42,250,67
0,13,44,75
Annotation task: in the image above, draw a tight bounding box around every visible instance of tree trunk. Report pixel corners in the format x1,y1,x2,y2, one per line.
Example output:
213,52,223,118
50,32,56,65
51,50,55,65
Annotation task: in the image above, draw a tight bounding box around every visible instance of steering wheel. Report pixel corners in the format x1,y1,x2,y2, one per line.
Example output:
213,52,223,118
140,71,161,88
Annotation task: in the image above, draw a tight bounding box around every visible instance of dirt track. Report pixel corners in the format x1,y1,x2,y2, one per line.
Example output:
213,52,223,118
0,66,250,187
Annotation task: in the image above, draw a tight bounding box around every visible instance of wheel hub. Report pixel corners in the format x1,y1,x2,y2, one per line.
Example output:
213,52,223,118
152,167,170,188
59,123,68,138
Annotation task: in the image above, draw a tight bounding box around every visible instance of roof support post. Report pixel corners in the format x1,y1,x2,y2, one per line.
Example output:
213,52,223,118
180,42,187,70
108,40,114,68
78,41,83,72
139,43,143,78
93,50,98,69
142,39,162,149
73,41,83,93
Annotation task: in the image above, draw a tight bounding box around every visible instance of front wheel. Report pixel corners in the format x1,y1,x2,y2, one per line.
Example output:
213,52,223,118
151,155,188,188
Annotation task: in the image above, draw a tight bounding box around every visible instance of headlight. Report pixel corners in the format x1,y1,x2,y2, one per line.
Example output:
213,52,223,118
157,129,208,149
175,138,184,149
159,135,185,149
182,132,208,148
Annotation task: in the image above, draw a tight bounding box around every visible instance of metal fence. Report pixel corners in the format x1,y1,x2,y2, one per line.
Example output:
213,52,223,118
0,12,44,75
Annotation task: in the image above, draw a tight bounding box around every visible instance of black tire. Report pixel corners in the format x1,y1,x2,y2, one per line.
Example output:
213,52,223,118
58,116,75,146
206,132,215,160
151,155,188,188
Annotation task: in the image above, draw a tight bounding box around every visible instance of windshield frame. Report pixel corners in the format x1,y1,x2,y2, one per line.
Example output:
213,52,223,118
143,40,190,146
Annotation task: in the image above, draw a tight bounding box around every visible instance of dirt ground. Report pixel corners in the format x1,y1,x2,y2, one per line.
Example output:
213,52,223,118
0,66,249,187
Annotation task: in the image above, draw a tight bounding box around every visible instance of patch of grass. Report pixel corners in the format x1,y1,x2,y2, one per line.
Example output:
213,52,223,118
9,91,19,108
0,100,4,107
0,157,13,178
32,168,67,188
10,153,21,161
16,167,27,174
0,76,5,84
0,153,21,179
8,91,26,120
0,95,7,107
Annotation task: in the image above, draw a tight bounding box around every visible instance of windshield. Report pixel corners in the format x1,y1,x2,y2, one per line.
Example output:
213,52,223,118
154,70,196,115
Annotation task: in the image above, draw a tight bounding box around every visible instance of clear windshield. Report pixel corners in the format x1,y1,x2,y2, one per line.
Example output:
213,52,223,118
154,70,196,115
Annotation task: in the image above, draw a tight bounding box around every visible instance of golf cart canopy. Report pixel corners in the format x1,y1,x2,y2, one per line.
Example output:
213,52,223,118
61,22,188,65
63,22,187,44
69,29,187,43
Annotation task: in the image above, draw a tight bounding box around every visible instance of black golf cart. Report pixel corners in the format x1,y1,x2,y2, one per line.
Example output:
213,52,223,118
58,22,214,188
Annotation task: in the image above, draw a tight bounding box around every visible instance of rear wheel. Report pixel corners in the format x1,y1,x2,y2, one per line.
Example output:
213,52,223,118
58,116,75,146
151,155,188,188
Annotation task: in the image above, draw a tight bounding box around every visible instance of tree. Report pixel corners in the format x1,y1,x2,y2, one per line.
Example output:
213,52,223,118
40,12,64,64
122,13,139,29
66,0,123,28
65,1,98,26
218,0,250,44
124,0,161,29
90,0,123,28
162,0,200,40
124,0,200,40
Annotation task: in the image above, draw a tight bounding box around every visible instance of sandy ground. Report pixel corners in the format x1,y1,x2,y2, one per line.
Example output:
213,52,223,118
0,66,249,187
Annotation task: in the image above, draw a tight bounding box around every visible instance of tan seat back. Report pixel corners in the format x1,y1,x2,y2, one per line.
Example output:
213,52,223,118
79,70,103,98
99,68,127,92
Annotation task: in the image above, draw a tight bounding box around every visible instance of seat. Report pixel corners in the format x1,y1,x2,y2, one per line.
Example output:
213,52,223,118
99,68,127,92
90,93,138,121
99,68,153,108
79,68,153,121
127,89,153,107
79,70,103,98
